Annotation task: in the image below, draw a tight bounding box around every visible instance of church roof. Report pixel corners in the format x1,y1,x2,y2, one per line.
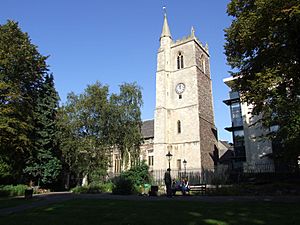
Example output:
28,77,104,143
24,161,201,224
141,119,154,139
160,13,172,39
219,140,233,149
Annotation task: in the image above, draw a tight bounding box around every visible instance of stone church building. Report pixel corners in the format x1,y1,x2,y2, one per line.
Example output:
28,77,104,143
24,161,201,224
109,14,218,178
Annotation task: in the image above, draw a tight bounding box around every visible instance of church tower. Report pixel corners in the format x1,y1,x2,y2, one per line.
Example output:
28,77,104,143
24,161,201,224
153,13,217,175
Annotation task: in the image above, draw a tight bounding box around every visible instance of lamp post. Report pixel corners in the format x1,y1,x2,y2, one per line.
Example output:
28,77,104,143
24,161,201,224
183,159,187,178
166,151,173,171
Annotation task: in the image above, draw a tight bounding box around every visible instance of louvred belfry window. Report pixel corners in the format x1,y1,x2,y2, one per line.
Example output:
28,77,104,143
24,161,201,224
177,52,184,69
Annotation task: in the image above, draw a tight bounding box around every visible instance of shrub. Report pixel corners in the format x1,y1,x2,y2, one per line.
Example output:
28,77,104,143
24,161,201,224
99,182,114,192
121,162,151,186
0,185,28,197
87,184,104,193
111,162,152,195
33,188,50,194
70,182,114,194
71,186,89,194
112,176,134,195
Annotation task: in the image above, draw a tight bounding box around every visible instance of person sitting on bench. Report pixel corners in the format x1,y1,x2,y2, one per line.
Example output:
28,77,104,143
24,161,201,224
181,178,190,195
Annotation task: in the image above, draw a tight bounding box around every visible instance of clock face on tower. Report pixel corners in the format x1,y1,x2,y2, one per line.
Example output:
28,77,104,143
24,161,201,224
175,83,185,94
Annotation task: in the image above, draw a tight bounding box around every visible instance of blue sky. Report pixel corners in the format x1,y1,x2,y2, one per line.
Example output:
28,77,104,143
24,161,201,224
1,0,233,142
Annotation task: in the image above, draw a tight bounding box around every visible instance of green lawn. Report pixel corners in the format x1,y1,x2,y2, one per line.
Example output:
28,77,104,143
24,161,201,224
1,199,300,225
0,197,39,209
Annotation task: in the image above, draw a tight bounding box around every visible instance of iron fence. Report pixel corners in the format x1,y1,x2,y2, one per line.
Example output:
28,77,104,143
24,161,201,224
149,167,224,185
149,162,298,185
242,163,275,173
68,162,298,187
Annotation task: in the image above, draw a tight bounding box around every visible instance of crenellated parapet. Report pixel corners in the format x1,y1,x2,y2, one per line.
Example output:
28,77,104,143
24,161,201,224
171,30,209,55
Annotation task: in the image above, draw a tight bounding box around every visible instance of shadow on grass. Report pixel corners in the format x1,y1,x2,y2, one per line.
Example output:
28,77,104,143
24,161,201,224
2,199,300,225
0,197,39,209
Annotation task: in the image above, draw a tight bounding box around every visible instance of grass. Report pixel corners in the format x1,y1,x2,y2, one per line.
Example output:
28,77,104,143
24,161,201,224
206,183,300,196
1,198,300,225
0,197,39,209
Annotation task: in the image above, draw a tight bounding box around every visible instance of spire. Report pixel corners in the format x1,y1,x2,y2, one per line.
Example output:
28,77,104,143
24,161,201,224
160,10,172,40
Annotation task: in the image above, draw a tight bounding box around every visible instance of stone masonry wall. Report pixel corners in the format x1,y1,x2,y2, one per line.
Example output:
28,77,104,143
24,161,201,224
196,44,217,171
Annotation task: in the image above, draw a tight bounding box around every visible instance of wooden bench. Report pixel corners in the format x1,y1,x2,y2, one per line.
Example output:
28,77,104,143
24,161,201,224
171,183,207,196
189,184,207,195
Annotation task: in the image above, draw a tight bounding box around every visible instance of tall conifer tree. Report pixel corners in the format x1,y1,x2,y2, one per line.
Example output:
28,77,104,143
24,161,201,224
0,20,47,182
25,74,61,185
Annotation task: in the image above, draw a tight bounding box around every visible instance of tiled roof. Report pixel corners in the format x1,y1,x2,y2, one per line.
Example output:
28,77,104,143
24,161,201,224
220,140,233,149
141,119,154,139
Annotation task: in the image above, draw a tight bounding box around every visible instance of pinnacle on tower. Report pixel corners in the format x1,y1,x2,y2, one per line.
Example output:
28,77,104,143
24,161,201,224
191,26,195,38
160,12,172,39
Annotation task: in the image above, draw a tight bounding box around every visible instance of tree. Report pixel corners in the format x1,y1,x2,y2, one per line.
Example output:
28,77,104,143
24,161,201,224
24,74,61,185
58,82,111,185
224,0,300,166
111,82,143,168
57,102,81,188
0,20,48,182
58,82,143,186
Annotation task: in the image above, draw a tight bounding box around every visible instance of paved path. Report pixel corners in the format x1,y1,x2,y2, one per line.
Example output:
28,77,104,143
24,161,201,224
1,192,300,216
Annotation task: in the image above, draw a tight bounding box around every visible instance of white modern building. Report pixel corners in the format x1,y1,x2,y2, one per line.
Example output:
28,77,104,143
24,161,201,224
223,76,275,172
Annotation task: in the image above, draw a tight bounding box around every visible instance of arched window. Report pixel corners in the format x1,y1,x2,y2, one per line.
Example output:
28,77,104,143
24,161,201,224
200,54,206,73
177,120,181,134
177,52,184,69
181,54,184,68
